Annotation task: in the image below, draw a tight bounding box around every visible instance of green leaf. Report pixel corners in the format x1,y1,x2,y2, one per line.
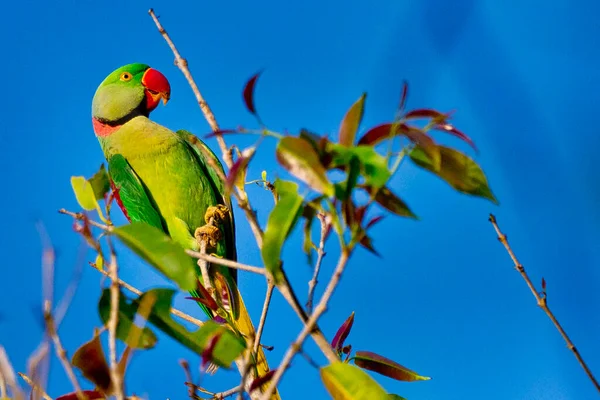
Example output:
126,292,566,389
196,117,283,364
98,289,158,349
88,164,111,201
387,395,408,400
353,351,431,382
70,176,100,212
351,146,391,190
409,145,498,203
262,179,304,283
341,156,361,201
130,289,245,368
276,136,334,196
339,93,367,147
112,222,197,292
321,361,389,400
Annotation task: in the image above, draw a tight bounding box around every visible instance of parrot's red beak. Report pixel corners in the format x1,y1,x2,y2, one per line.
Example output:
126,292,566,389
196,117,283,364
142,68,171,112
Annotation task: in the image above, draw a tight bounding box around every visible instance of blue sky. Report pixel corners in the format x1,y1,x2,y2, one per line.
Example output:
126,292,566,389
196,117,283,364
1,0,600,399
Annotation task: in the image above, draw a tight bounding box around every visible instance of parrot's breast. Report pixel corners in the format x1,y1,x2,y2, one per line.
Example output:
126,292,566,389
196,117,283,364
106,116,219,250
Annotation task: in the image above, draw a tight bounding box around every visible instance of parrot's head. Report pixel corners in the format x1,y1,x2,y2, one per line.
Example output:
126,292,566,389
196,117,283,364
92,63,171,125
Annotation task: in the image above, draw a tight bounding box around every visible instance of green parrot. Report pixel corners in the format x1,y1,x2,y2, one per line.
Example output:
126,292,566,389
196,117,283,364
91,63,277,398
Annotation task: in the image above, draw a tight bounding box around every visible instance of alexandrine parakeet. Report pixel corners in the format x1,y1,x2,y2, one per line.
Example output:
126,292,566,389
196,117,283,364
91,63,276,397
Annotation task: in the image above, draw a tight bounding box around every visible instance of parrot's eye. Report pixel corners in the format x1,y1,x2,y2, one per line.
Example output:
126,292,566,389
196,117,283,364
120,72,132,82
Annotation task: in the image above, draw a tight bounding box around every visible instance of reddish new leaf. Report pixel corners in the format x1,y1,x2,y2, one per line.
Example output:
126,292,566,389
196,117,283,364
249,369,277,393
225,147,256,193
433,123,477,151
357,123,441,170
354,351,431,382
542,277,546,290
56,390,105,400
366,215,385,229
364,186,417,219
71,332,112,394
359,234,380,257
398,81,409,113
404,108,449,121
243,71,263,116
201,332,223,370
204,129,242,138
331,312,355,354
339,93,367,147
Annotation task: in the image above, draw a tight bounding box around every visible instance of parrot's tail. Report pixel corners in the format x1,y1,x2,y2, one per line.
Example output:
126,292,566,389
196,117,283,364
232,285,281,400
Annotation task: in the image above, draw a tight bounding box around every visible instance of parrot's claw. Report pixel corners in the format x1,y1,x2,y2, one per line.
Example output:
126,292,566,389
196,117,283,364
195,225,222,249
205,204,229,225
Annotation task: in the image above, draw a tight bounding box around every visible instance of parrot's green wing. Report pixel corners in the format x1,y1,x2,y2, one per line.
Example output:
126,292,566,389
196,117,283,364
176,129,240,317
107,154,165,230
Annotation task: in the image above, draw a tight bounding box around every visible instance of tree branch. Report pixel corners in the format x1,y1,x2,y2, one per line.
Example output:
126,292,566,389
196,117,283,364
43,301,87,400
307,213,328,313
260,250,351,399
147,8,231,169
17,373,52,400
105,237,124,400
91,263,205,328
254,281,274,355
186,250,265,275
488,214,600,393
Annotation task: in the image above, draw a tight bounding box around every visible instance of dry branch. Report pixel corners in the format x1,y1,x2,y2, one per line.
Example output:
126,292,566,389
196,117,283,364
489,214,600,393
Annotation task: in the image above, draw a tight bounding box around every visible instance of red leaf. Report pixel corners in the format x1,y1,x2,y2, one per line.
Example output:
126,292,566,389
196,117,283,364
201,332,223,370
404,108,450,121
359,234,380,257
433,123,477,151
243,71,263,116
541,277,546,290
204,128,243,139
226,147,256,193
354,206,367,225
354,351,431,382
365,215,385,229
331,311,355,353
249,369,278,392
398,81,409,113
56,390,105,400
364,186,417,218
342,344,352,355
357,123,440,168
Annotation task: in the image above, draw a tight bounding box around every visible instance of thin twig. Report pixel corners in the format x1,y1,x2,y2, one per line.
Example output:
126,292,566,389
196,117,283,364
179,360,197,400
43,301,87,400
0,368,6,399
488,214,600,393
211,385,243,399
58,209,110,230
91,263,204,327
261,250,351,399
253,281,274,354
106,236,124,400
187,250,266,275
18,373,52,400
0,346,24,400
307,213,328,313
236,338,256,400
147,8,231,168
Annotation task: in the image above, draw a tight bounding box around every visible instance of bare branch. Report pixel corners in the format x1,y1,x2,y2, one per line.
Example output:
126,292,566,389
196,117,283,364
106,237,124,400
253,281,274,355
307,213,328,313
261,250,351,399
43,301,86,400
147,8,231,168
186,250,265,275
0,346,24,400
90,263,205,328
18,373,52,400
236,338,256,400
58,209,110,230
489,214,600,393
